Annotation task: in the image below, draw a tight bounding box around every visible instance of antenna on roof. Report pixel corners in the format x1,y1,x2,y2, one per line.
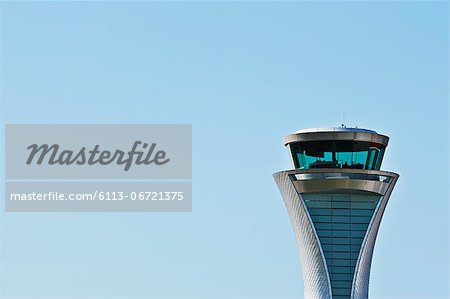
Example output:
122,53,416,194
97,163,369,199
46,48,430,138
341,111,346,128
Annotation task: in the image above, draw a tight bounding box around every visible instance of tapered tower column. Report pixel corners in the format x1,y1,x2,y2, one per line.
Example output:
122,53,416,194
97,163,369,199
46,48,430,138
273,127,398,299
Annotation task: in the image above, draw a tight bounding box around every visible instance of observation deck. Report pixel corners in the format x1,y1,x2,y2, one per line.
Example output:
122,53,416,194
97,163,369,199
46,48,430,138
284,127,389,171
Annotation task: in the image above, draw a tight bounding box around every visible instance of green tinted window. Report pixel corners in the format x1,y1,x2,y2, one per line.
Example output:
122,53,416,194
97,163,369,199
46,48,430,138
290,140,386,170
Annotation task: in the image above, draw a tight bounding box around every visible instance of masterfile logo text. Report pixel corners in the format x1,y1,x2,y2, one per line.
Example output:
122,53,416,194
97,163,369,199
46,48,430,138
26,141,170,171
6,124,191,180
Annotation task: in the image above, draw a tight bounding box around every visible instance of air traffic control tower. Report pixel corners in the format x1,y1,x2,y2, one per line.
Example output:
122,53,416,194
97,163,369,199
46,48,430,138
273,127,399,299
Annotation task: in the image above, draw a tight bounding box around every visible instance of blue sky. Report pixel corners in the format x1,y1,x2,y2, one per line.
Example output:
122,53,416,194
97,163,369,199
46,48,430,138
0,1,448,298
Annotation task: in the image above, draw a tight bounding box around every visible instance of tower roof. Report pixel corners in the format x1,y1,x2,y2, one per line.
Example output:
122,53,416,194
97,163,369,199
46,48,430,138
294,127,377,134
284,127,389,147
